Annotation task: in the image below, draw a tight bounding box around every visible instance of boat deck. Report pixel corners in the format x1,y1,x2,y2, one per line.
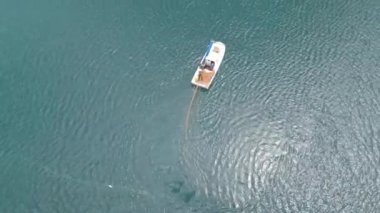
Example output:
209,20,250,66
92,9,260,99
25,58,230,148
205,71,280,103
195,69,215,86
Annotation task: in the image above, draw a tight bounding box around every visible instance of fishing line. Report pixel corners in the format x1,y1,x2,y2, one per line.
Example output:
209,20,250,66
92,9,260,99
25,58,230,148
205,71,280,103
185,86,199,140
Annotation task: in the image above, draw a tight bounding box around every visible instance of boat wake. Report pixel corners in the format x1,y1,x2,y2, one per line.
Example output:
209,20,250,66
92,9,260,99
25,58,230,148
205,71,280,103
185,86,199,140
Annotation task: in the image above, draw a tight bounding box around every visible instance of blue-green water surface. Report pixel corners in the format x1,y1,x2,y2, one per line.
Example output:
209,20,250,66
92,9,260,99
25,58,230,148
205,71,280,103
1,0,380,212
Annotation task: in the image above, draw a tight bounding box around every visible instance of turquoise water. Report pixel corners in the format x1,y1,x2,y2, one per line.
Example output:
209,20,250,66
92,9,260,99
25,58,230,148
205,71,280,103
1,0,380,212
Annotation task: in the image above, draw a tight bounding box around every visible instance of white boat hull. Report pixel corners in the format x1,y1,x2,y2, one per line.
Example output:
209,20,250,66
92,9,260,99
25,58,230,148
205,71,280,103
191,41,226,89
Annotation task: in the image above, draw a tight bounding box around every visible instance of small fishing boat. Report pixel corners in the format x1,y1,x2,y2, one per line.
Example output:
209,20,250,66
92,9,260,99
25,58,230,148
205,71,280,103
191,41,226,89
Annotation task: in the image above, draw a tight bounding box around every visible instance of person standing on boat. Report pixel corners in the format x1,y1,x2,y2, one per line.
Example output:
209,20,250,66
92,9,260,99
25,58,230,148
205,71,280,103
201,59,214,71
210,61,215,70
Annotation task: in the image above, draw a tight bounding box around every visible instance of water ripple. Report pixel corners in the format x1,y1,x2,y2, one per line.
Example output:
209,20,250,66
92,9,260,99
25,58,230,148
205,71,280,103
181,2,380,209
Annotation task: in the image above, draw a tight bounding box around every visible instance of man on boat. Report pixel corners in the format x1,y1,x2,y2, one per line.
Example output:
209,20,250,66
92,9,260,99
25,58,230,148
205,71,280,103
200,59,214,71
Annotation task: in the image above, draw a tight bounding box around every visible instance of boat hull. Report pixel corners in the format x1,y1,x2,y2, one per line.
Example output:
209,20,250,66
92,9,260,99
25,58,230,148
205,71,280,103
191,41,225,89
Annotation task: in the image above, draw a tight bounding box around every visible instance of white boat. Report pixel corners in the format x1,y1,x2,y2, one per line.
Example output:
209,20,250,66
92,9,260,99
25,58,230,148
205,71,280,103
191,41,226,89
